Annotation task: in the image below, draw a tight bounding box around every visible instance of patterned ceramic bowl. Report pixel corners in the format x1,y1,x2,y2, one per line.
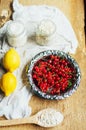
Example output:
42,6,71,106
27,50,81,100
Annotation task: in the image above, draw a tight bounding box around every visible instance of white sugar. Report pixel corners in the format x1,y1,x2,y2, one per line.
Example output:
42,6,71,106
7,21,24,36
37,109,63,127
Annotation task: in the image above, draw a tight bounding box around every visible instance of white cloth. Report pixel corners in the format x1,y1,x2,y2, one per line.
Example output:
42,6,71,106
0,87,32,119
0,0,78,119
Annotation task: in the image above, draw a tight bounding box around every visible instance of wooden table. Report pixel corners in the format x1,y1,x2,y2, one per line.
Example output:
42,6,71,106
0,0,86,130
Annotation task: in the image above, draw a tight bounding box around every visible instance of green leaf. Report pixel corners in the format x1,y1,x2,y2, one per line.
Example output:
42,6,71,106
68,80,72,88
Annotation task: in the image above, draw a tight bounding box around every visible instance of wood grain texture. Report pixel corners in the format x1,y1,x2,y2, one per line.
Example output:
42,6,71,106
0,0,85,130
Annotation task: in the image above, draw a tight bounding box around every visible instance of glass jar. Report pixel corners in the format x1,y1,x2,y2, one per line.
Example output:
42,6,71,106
35,19,56,46
6,21,27,47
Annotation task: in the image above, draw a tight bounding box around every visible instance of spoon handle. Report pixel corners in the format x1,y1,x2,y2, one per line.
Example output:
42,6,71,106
0,116,37,127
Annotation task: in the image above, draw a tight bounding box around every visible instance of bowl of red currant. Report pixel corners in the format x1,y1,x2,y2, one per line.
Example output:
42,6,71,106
27,50,81,100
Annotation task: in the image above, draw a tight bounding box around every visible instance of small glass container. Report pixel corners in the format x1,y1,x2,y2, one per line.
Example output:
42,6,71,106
35,19,56,46
6,21,27,47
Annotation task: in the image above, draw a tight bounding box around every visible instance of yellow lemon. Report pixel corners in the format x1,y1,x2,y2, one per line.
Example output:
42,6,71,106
0,72,17,96
3,48,20,72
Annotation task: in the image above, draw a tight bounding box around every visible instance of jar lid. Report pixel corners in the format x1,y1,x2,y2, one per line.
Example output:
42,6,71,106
6,21,25,37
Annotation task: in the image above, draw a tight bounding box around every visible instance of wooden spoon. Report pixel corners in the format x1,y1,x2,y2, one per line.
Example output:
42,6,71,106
0,108,63,127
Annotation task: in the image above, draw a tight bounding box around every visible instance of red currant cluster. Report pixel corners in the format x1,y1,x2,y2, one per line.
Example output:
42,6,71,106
32,55,76,95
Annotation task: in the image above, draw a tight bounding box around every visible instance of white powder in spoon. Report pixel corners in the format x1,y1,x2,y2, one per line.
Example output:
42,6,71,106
37,108,63,127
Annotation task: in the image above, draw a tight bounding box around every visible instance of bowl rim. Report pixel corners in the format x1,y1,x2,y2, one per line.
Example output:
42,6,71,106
27,50,81,100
